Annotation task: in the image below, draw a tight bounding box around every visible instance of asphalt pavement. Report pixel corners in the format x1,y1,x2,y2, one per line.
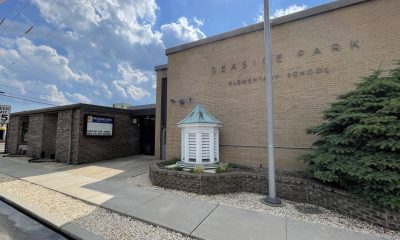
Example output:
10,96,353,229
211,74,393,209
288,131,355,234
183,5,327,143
0,200,67,240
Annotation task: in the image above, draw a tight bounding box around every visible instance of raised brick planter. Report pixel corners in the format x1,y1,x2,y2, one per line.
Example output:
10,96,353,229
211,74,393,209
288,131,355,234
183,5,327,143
149,163,400,231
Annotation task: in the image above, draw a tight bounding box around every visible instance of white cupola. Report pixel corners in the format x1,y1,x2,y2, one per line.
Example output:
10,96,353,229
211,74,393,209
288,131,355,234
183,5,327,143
178,104,222,167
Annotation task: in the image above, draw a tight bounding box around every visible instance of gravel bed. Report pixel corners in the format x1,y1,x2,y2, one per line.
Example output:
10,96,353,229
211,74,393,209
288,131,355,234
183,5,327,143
76,207,191,240
0,174,191,240
124,173,400,240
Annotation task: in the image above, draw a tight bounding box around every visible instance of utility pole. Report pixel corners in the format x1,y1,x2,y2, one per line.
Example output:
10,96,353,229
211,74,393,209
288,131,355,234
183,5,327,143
262,0,282,206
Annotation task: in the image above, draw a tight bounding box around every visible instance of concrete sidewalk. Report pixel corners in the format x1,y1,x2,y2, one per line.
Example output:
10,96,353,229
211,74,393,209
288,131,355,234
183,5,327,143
0,156,385,240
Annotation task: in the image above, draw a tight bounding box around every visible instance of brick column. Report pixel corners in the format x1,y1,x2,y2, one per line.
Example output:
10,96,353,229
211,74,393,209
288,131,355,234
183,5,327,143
5,115,20,154
27,114,44,158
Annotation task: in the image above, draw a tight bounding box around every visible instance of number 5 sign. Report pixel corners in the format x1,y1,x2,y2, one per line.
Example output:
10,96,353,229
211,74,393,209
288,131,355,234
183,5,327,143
0,105,11,124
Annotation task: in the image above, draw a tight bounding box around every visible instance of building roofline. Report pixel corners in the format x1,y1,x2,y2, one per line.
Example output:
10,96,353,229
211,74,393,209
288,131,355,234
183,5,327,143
165,0,370,55
10,103,134,116
128,104,156,110
154,64,168,71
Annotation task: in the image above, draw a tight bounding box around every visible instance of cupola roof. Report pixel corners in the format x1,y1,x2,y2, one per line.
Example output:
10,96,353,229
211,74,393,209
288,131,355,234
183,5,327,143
178,104,221,125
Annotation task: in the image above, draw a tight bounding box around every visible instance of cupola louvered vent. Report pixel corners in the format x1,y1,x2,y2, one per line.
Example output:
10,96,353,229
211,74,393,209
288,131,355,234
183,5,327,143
202,133,210,162
188,133,196,162
178,105,222,165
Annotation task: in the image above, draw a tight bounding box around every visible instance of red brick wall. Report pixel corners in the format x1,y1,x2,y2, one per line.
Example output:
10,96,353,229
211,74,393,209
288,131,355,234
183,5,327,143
42,113,58,158
5,115,20,154
55,109,80,164
27,114,44,158
77,109,140,164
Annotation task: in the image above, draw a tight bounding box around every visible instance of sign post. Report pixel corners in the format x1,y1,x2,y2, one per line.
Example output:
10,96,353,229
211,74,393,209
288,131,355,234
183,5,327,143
0,105,11,154
0,105,11,125
262,0,282,206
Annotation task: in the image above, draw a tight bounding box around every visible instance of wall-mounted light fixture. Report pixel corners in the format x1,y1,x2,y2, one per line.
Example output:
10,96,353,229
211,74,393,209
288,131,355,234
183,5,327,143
170,97,192,105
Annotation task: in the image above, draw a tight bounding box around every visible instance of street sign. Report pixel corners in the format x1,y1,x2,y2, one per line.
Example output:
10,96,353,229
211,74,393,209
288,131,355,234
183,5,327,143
0,105,11,124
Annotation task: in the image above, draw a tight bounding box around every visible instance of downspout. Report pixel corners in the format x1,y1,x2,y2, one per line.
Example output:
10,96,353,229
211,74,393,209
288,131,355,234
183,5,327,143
67,109,73,165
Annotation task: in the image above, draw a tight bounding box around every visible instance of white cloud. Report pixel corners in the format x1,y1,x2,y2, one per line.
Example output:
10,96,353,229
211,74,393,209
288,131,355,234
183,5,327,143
193,17,205,27
256,4,308,22
256,9,264,23
31,0,165,69
272,4,307,18
118,63,149,84
0,38,93,85
43,85,71,105
126,85,150,100
66,92,91,103
112,63,151,100
1,0,206,110
101,84,113,99
161,17,206,48
43,85,91,105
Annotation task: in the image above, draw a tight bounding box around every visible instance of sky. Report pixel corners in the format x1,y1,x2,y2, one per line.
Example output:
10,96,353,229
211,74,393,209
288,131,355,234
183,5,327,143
0,0,333,113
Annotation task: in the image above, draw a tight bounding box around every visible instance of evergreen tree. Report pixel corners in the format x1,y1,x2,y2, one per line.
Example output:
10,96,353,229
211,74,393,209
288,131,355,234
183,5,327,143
301,61,400,211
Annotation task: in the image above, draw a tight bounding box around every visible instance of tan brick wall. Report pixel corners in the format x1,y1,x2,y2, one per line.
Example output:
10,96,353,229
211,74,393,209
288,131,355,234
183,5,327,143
159,0,400,169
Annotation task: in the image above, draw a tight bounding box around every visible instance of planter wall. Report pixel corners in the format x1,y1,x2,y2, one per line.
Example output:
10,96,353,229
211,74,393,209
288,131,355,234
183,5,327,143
149,163,400,231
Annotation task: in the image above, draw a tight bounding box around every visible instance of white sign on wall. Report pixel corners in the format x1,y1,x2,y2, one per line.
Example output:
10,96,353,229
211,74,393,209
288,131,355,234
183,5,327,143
86,115,113,136
0,105,11,124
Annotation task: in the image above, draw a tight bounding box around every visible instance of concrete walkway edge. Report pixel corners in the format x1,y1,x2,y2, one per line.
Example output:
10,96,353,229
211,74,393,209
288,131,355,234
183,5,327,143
0,156,388,240
0,175,196,238
0,192,104,240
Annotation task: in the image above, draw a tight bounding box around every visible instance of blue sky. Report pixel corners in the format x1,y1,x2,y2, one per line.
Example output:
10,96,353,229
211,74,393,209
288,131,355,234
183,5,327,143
0,0,332,113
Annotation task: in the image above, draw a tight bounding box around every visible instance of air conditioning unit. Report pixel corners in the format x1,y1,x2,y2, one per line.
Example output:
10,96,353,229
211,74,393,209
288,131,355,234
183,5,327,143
112,103,131,109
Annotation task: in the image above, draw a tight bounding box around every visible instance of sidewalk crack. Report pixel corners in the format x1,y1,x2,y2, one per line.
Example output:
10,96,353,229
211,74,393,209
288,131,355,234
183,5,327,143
285,217,288,240
189,203,219,236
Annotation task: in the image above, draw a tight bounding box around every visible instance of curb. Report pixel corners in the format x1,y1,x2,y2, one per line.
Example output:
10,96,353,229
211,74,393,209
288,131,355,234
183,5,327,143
0,192,104,240
0,173,198,239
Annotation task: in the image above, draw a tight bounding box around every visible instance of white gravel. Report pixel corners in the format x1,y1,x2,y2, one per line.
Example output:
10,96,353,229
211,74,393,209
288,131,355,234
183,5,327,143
0,174,191,240
76,207,191,240
124,173,400,240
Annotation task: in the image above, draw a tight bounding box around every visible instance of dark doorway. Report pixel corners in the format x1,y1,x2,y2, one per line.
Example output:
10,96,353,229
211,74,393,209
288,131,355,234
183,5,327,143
161,77,167,160
139,116,155,155
42,113,58,159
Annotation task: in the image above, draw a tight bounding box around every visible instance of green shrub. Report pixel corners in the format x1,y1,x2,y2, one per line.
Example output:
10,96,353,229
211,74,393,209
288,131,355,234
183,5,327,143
216,163,236,173
162,158,181,167
169,158,181,164
215,163,229,173
300,62,400,211
193,165,205,174
227,163,238,169
215,166,224,173
174,166,183,171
